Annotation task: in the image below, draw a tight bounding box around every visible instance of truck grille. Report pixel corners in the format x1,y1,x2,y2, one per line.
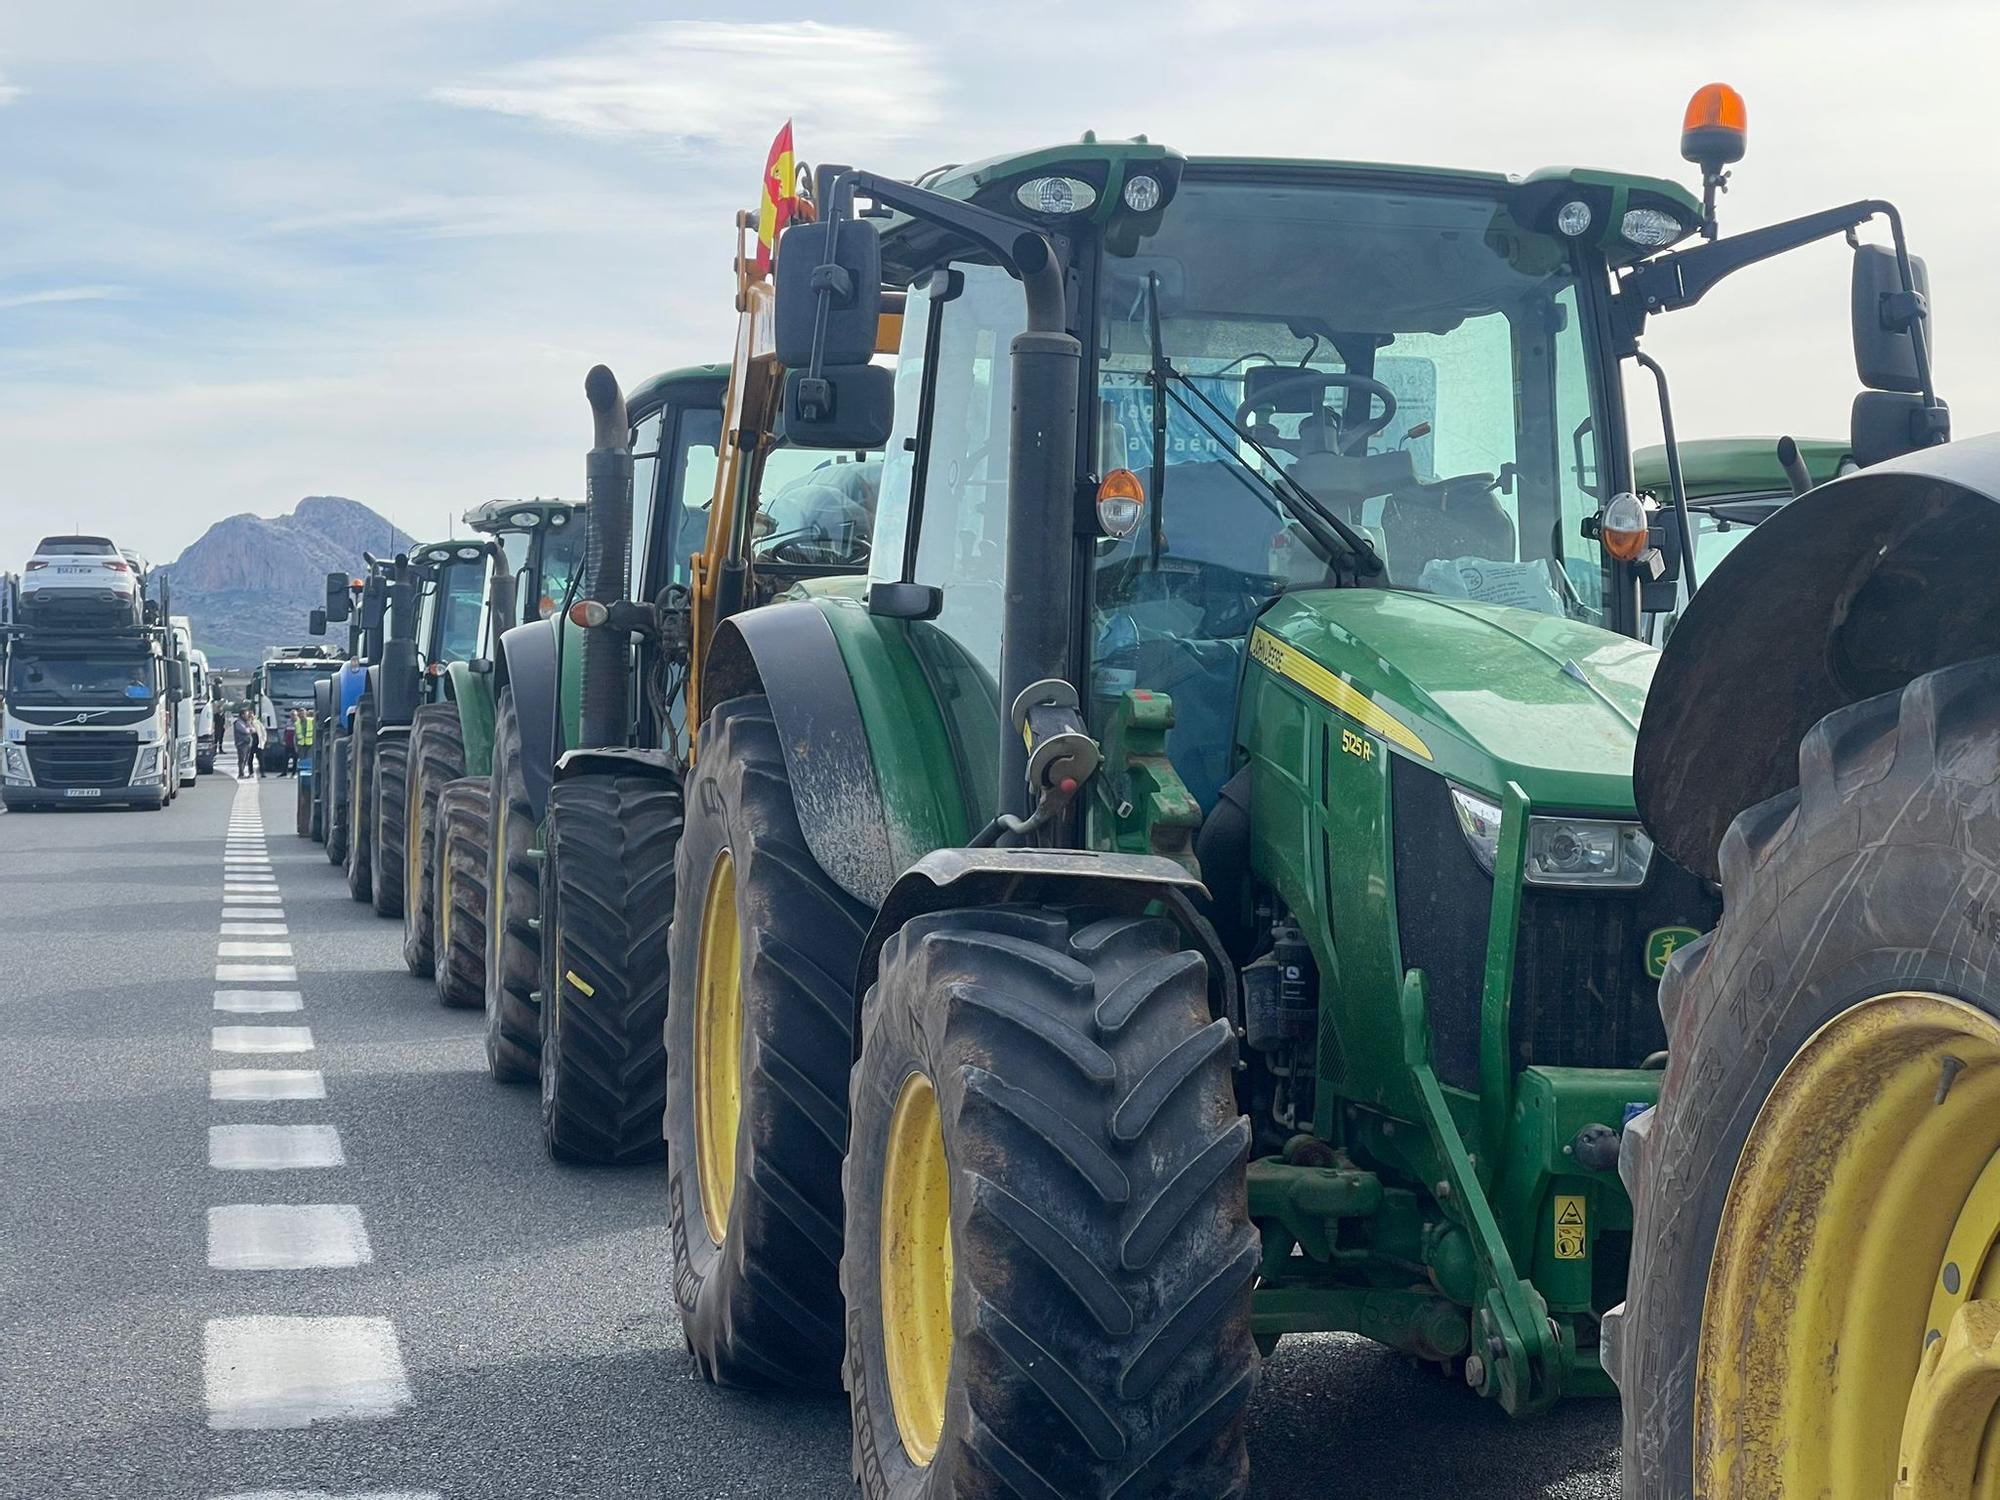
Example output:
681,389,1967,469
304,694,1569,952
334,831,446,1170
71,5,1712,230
1388,758,1719,1089
26,730,139,788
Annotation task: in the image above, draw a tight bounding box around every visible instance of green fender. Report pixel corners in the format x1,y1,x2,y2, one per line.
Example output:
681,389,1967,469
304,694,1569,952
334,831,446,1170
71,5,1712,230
441,661,497,778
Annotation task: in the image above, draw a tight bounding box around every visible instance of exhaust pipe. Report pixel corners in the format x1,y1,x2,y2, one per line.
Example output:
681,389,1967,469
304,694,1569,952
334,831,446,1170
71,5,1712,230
579,364,632,750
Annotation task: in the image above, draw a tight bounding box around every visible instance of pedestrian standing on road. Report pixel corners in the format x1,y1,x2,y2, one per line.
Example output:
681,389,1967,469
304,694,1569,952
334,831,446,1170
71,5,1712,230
281,712,299,777
210,701,225,755
234,712,262,780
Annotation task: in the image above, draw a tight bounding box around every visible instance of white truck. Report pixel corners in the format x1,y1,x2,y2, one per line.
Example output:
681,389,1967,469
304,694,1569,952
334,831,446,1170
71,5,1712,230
190,644,215,775
167,615,200,788
2,619,183,811
252,645,342,772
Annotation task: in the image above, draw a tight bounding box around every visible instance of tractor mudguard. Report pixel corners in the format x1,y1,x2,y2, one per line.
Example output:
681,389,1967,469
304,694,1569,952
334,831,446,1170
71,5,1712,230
1636,431,2000,881
857,846,1239,1039
336,660,367,729
553,746,679,785
440,660,496,779
496,617,562,825
703,601,899,909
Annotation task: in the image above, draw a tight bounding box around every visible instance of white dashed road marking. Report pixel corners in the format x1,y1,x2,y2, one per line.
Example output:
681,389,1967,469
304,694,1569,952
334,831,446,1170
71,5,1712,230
219,941,294,958
211,1069,326,1101
222,923,290,936
212,1025,313,1053
209,1123,345,1170
214,1491,439,1499
202,1317,410,1429
214,991,304,1013
208,1205,372,1269
225,893,283,905
216,963,299,983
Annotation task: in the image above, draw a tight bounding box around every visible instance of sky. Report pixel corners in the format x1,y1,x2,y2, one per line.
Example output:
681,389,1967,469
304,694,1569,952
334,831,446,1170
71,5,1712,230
2,0,1996,569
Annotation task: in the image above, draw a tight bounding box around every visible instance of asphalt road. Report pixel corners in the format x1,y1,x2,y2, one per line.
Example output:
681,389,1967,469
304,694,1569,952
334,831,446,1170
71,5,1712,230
0,772,1622,1499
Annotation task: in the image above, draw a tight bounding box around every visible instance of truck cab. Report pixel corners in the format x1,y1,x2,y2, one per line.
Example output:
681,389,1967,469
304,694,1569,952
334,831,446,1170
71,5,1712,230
1,624,176,808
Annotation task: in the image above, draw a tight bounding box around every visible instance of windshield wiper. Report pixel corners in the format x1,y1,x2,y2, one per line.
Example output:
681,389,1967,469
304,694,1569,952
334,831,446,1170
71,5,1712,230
1157,368,1385,578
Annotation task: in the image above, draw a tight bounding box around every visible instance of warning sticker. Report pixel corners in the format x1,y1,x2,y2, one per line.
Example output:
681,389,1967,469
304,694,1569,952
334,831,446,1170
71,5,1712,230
1554,1195,1587,1261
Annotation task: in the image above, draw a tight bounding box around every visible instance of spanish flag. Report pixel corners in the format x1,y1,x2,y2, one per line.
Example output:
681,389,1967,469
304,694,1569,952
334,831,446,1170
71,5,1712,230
754,121,797,275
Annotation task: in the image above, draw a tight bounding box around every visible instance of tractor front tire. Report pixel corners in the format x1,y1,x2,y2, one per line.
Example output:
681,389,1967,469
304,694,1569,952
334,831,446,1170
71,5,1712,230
435,778,491,1009
295,765,311,838
843,906,1257,1500
402,704,467,977
665,694,872,1390
371,731,410,919
325,737,349,866
538,771,681,1164
344,700,376,902
484,689,541,1083
1615,656,2000,1499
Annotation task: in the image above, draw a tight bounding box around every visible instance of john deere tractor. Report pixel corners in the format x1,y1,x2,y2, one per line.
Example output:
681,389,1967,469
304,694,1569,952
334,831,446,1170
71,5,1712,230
549,85,1949,1498
395,501,583,1001
492,204,886,1152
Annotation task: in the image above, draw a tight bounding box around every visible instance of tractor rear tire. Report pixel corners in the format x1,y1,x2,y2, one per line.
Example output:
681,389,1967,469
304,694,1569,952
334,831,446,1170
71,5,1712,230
538,771,681,1164
402,704,467,977
295,765,310,838
325,737,349,866
345,699,376,902
1614,656,2000,1499
843,905,1256,1500
435,778,491,1009
371,732,409,918
484,689,541,1083
665,694,872,1390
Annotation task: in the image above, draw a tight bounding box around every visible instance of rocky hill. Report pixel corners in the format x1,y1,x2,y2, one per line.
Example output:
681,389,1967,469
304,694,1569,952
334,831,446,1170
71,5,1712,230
159,497,412,668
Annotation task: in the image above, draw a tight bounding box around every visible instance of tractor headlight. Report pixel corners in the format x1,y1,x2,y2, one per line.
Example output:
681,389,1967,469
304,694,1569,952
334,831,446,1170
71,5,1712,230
1450,786,1503,875
1016,176,1096,216
2,744,31,784
1524,816,1654,889
1620,207,1683,248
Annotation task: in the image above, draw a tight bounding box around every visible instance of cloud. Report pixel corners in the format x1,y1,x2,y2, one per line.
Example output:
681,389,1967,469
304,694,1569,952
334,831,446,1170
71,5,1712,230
0,284,134,310
432,21,940,152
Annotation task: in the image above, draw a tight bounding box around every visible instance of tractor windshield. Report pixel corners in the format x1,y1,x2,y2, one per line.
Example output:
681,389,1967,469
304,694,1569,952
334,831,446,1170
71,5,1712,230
1095,176,1611,631
430,561,487,664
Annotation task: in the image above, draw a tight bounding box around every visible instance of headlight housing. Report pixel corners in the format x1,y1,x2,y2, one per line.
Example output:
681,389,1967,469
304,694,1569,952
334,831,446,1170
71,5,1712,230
1450,786,1503,874
1525,816,1655,888
1,744,31,784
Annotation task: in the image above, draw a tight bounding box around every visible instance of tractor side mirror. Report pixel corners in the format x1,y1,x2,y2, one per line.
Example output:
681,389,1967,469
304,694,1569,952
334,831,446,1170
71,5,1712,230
1850,390,1947,467
778,364,895,450
324,571,352,622
468,656,494,677
1852,244,1933,393
774,220,883,368
307,607,327,637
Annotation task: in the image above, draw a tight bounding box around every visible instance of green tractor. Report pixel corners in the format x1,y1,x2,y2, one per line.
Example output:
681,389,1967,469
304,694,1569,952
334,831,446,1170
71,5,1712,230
396,500,584,1001
493,343,884,1157
582,86,1946,1496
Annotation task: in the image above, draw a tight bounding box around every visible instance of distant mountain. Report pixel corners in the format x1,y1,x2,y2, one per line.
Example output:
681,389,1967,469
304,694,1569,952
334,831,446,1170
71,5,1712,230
158,497,412,668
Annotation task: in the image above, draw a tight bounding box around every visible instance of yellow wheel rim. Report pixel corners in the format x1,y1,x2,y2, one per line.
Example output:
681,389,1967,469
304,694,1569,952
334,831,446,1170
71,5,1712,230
692,849,744,1245
407,786,422,906
1696,991,2000,1499
881,1069,953,1466
438,855,452,954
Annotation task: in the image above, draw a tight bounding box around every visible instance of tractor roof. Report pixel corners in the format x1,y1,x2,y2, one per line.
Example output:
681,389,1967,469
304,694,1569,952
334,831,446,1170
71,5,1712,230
1634,437,1852,501
627,363,729,423
462,497,577,534
877,136,1701,280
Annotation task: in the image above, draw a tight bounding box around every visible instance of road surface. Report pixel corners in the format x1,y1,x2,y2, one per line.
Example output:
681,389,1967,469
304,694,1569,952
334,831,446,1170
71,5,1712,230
0,774,1621,1497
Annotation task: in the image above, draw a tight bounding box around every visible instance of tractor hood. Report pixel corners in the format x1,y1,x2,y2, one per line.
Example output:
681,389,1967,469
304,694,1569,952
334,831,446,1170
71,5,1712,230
1636,431,2000,883
1252,590,1657,810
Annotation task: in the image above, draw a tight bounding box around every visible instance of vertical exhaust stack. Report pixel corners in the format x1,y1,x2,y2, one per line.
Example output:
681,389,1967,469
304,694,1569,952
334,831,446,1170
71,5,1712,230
579,364,632,750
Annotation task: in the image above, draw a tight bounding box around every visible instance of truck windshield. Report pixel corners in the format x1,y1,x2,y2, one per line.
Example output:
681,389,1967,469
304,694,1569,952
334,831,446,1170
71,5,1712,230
9,649,153,705
264,668,319,706
1095,176,1610,630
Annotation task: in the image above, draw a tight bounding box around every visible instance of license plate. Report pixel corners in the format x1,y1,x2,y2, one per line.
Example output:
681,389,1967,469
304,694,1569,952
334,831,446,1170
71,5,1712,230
55,566,94,574
64,787,101,798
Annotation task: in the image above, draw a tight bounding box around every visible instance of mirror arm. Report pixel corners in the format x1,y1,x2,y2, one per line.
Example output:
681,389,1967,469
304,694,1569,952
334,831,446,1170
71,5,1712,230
816,167,1065,335
1613,199,1889,349
1631,351,1698,597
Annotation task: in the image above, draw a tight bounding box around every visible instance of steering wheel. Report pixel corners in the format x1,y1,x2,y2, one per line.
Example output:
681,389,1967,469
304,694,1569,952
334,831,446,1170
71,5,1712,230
1234,370,1398,457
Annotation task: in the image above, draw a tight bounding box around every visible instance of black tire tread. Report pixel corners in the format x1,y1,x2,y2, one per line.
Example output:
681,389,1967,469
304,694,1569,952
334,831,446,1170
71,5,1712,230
844,906,1255,1500
666,694,871,1393
344,698,375,901
371,733,410,918
325,735,349,865
435,778,491,1009
539,772,681,1164
402,704,467,975
484,689,540,1083
1617,654,2000,1498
